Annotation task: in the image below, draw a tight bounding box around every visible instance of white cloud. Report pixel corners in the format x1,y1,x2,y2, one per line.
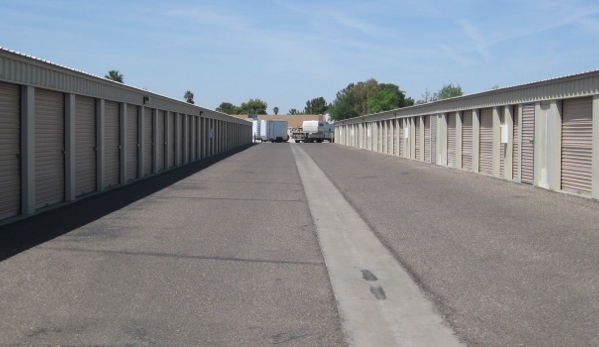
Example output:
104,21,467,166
439,44,474,66
458,19,492,63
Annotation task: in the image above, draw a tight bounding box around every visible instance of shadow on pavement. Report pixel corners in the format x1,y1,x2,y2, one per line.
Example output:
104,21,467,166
0,144,255,262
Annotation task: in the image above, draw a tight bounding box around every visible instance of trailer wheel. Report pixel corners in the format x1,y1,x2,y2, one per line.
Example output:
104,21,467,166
294,140,299,143
317,139,323,143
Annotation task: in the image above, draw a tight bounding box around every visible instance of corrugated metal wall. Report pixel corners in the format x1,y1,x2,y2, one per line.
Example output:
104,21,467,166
156,110,165,172
177,113,183,165
521,104,535,184
0,62,250,223
75,95,97,196
479,108,493,175
447,113,456,167
424,116,431,163
415,117,421,161
143,107,152,177
398,119,404,157
499,112,506,178
561,97,593,194
462,110,473,171
126,105,139,181
0,82,21,219
35,89,65,208
104,100,120,188
512,106,520,180
385,120,393,154
168,112,175,168
431,115,437,165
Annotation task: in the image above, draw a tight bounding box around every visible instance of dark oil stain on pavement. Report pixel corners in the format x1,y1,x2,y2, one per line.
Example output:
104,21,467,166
361,269,378,281
370,285,387,300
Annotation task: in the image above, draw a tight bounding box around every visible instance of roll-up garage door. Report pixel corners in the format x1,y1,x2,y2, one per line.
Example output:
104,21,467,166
512,105,520,180
561,97,593,194
104,101,120,187
398,120,404,157
0,82,21,220
168,112,175,168
521,104,535,184
392,120,397,156
424,116,431,163
499,112,506,178
156,110,165,172
126,105,138,181
431,116,437,164
143,107,152,177
182,115,188,163
35,89,65,208
447,113,456,167
462,110,473,171
177,114,183,165
75,95,96,196
479,108,493,175
387,120,393,154
414,117,421,160
189,115,194,161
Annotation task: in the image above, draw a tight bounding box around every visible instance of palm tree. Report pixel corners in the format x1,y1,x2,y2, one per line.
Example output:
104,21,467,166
273,106,279,115
184,91,195,104
105,70,124,83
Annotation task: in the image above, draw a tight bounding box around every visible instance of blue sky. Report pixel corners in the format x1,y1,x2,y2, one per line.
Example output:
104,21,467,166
1,0,599,114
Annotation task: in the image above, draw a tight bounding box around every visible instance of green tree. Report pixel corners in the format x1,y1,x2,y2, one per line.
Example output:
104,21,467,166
304,97,328,114
288,108,301,115
352,79,379,116
329,80,412,121
105,70,123,83
240,99,268,115
328,83,358,121
437,83,463,100
216,102,241,115
367,84,413,114
273,106,279,115
184,90,195,104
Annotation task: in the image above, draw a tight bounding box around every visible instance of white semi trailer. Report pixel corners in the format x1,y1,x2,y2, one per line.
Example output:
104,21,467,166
253,119,289,142
293,120,334,143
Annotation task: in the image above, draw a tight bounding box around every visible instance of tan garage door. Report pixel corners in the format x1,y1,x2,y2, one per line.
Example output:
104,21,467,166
499,112,506,178
126,104,138,181
512,105,520,180
431,115,437,164
521,104,535,184
414,117,421,160
143,107,152,177
0,82,21,220
479,108,493,175
462,110,473,171
168,112,175,168
35,89,65,208
75,95,97,196
156,110,165,172
424,116,431,163
104,101,120,187
562,97,593,194
447,113,456,167
177,113,183,165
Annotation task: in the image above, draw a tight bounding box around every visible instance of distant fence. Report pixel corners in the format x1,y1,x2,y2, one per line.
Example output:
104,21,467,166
0,48,252,223
335,70,599,199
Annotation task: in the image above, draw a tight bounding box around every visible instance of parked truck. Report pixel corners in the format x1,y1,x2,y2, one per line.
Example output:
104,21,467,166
253,119,289,142
292,120,334,143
